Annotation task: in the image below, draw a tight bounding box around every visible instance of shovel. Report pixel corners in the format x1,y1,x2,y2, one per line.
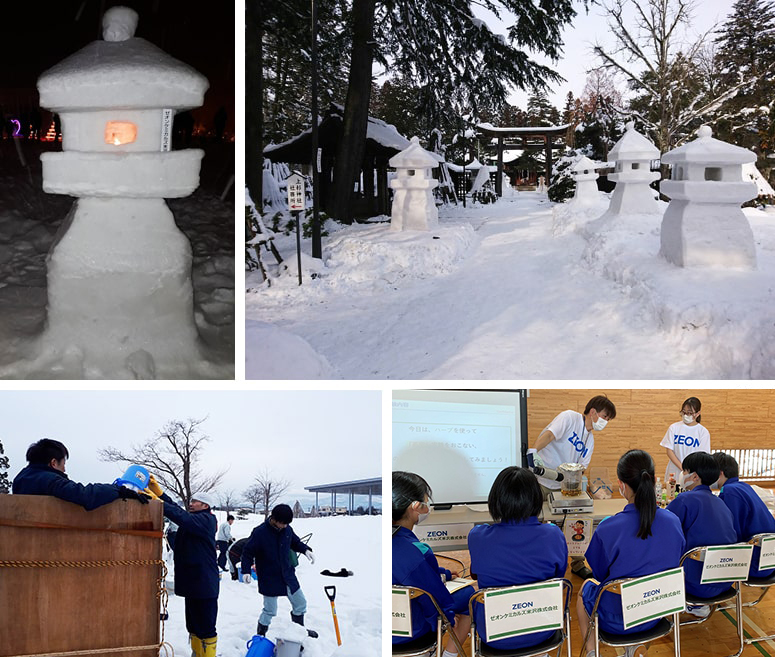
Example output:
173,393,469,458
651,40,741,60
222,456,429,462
324,585,342,646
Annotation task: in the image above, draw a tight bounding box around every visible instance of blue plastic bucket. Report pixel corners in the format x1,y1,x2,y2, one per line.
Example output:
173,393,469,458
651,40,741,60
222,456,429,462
113,464,150,491
245,635,275,657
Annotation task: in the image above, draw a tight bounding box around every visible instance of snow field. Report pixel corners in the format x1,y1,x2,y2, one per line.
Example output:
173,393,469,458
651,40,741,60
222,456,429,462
163,513,381,657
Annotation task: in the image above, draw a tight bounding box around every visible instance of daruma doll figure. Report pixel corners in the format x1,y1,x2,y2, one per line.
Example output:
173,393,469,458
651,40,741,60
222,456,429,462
37,6,210,378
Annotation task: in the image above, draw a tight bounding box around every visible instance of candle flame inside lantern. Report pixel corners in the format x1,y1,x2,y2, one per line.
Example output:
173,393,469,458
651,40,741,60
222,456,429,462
105,121,137,146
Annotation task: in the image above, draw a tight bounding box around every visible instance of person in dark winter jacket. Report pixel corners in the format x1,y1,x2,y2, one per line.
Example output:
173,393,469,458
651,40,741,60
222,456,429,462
12,438,149,510
241,504,317,638
228,537,249,581
150,476,219,657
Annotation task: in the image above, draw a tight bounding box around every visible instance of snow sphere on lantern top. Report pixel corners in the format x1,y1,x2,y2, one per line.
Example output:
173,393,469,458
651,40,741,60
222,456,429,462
37,5,209,198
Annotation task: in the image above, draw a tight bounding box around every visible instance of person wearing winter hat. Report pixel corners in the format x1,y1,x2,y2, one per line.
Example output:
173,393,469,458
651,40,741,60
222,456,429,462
241,503,317,638
152,477,219,657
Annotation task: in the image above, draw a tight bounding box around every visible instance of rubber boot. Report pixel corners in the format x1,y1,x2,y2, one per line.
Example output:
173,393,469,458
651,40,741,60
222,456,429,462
202,636,217,657
257,621,269,636
291,613,319,638
190,634,204,657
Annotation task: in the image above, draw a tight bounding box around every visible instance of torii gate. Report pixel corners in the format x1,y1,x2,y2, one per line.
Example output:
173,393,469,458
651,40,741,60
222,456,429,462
477,122,570,196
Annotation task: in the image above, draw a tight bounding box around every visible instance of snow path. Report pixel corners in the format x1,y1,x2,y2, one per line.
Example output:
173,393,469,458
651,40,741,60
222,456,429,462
247,194,725,379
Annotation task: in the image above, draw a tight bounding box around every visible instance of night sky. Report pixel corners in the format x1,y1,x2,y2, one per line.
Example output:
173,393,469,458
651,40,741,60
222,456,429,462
0,0,234,133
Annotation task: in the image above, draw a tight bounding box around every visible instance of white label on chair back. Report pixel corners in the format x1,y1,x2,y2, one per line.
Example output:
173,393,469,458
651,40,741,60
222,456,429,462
700,544,754,583
482,581,563,643
391,588,413,637
759,536,775,570
620,567,685,630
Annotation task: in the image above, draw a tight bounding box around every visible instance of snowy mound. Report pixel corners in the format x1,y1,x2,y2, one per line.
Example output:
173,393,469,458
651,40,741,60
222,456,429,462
246,321,334,380
552,195,610,235
324,223,477,284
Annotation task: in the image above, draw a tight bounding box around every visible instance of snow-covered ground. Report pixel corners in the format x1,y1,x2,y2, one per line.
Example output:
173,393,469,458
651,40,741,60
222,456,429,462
246,190,775,379
163,512,380,657
0,140,234,379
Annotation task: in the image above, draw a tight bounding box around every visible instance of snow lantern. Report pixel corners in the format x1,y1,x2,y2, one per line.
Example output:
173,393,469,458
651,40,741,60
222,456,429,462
570,156,601,207
389,136,439,231
607,122,661,215
659,125,757,270
36,6,209,376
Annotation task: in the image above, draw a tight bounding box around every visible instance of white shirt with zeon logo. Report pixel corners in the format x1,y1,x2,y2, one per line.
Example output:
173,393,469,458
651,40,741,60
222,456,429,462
659,421,711,479
536,409,594,490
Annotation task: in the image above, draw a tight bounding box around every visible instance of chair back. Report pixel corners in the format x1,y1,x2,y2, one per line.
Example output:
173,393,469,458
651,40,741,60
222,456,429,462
468,578,571,651
680,544,754,585
392,585,429,640
610,567,686,631
749,533,775,572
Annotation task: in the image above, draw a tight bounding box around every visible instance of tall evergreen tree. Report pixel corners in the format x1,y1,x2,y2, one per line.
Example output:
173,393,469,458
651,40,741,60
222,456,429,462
0,439,10,494
527,91,560,126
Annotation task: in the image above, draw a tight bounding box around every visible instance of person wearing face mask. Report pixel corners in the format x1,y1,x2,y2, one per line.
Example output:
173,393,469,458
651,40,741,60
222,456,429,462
467,467,567,656
576,450,685,657
532,395,617,579
712,451,775,578
392,471,473,657
240,504,317,639
666,452,737,617
659,397,710,483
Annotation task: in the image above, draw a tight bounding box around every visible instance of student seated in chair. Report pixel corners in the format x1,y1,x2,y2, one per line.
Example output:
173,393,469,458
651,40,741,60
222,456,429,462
713,451,775,578
666,451,737,617
468,466,568,656
392,471,473,657
577,450,685,657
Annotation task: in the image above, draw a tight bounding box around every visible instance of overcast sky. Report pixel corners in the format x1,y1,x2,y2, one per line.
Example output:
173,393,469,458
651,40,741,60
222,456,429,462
3,390,381,507
475,0,735,112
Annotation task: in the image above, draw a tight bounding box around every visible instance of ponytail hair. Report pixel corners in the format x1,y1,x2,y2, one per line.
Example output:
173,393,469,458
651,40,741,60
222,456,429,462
617,449,657,540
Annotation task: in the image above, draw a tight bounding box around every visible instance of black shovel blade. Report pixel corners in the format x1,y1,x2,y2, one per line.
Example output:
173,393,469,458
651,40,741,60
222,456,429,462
324,585,336,601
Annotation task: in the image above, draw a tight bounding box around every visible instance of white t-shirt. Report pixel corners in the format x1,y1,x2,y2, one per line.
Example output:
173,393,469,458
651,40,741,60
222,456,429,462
536,409,595,490
659,421,711,479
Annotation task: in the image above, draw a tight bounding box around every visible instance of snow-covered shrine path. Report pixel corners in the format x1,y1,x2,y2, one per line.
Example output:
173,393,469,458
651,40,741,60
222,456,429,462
248,193,726,380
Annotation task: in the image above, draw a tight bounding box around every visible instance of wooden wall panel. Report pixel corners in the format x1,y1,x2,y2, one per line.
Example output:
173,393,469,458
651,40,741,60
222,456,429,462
527,389,775,481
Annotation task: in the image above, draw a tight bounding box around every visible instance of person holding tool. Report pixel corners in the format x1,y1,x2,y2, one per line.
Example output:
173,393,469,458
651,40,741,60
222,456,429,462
660,396,710,482
530,395,617,579
147,476,220,657
241,504,318,639
12,439,150,509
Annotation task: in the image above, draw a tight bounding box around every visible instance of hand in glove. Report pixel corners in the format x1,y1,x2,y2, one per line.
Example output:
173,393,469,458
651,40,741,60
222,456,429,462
147,475,164,497
117,487,151,504
243,574,253,584
304,550,315,564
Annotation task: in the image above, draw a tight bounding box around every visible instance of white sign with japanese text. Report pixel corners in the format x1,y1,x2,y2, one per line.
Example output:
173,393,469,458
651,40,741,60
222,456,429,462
563,515,593,556
160,108,173,152
391,588,413,638
286,172,306,211
416,523,474,551
620,567,685,630
700,544,754,584
482,581,563,643
759,535,775,570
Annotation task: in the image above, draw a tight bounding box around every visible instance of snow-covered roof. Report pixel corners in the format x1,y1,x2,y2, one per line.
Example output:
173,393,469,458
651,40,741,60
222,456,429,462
478,122,570,134
389,136,439,169
38,6,208,111
662,125,755,166
609,122,659,161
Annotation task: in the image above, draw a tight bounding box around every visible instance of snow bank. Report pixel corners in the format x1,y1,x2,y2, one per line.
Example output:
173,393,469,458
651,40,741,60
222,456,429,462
163,514,380,657
246,321,333,380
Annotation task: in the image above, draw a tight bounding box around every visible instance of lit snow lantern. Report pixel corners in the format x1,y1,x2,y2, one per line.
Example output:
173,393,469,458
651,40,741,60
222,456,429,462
659,125,757,269
36,6,209,377
569,155,601,207
389,136,439,231
607,122,661,215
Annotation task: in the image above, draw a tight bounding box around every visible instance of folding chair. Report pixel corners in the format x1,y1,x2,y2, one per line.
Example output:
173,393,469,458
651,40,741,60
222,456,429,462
467,578,572,657
581,568,684,657
740,533,775,644
392,585,468,657
678,544,752,657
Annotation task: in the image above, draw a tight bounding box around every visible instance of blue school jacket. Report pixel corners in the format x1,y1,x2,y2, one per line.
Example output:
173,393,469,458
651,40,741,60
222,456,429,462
719,477,775,578
161,493,219,599
392,526,468,644
667,485,738,598
583,505,685,634
468,517,568,650
12,463,122,510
